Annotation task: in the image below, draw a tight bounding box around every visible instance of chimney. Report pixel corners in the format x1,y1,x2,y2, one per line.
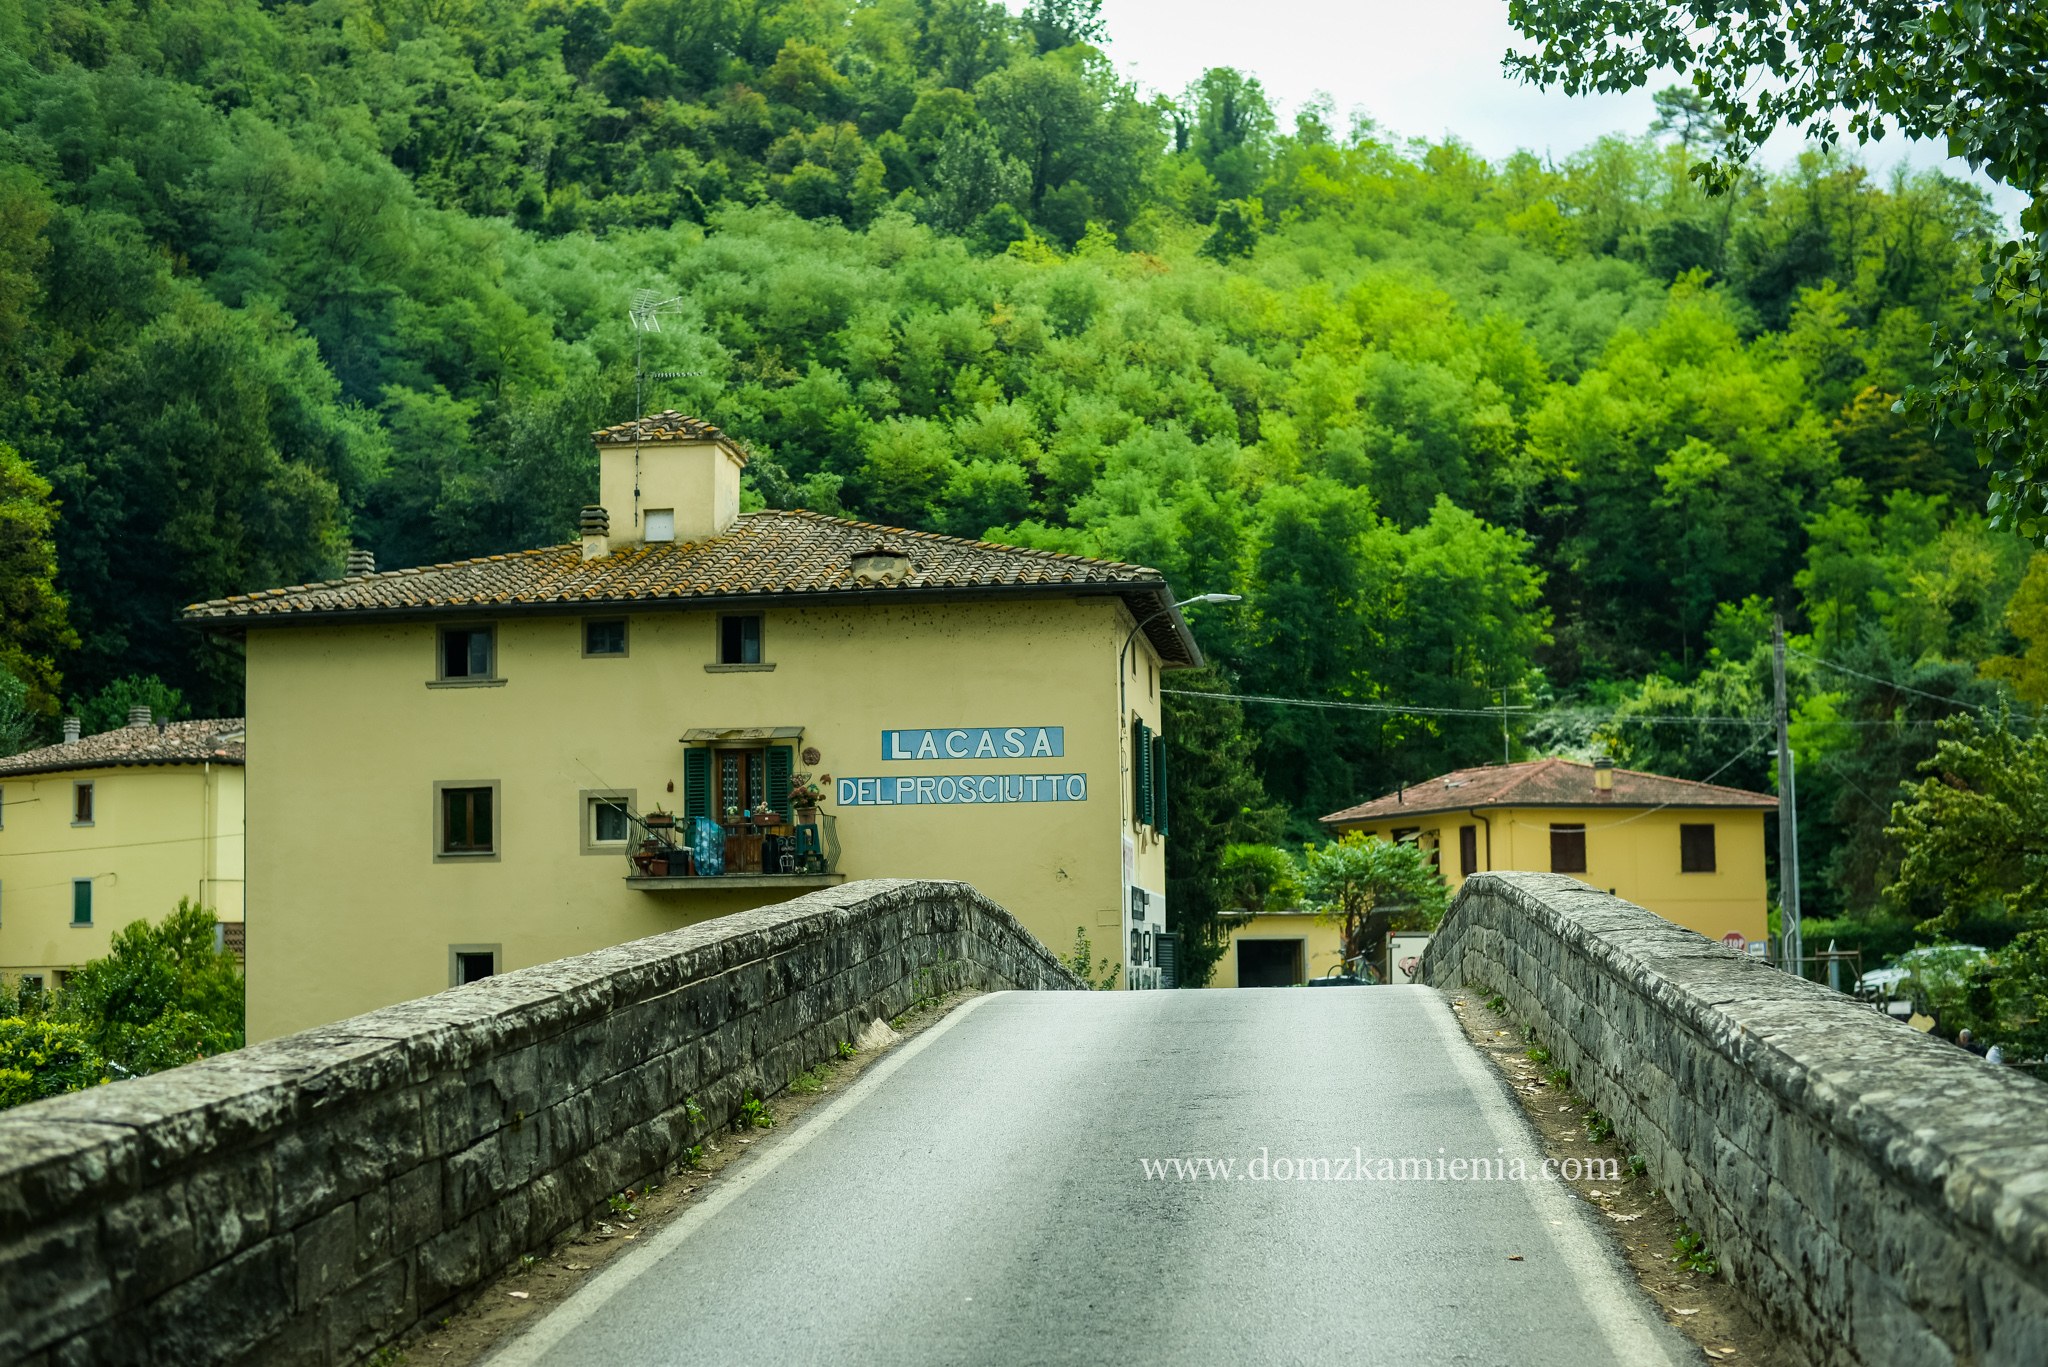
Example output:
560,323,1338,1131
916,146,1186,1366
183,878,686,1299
62,716,81,744
128,705,152,728
579,505,611,561
345,547,376,576
591,412,747,548
1593,756,1615,792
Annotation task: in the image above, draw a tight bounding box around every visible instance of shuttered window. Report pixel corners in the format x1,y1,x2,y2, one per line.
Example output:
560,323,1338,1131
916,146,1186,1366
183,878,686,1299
1459,825,1479,877
765,744,795,823
1150,732,1169,837
683,747,711,818
1549,824,1587,874
1132,718,1152,828
1680,823,1717,873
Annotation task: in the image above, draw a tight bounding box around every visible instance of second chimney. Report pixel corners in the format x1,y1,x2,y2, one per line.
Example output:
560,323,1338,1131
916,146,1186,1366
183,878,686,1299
62,716,81,744
345,547,376,576
128,705,153,728
580,505,611,561
1593,756,1615,792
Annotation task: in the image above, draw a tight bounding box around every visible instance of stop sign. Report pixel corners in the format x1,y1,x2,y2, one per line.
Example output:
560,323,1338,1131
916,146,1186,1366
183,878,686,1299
1722,932,1746,950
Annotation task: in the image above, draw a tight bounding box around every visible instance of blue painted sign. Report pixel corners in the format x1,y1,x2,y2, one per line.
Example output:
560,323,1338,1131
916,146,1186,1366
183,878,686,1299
837,774,1088,806
881,727,1064,760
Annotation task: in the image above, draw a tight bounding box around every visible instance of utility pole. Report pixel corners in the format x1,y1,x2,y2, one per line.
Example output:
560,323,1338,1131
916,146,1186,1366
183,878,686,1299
1772,614,1802,977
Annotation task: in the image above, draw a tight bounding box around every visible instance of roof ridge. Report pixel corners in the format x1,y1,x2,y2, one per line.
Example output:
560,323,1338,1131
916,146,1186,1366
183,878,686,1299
755,508,1160,576
182,546,570,614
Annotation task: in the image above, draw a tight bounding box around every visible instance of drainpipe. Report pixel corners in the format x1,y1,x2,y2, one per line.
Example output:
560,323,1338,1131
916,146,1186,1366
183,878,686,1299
1467,809,1493,872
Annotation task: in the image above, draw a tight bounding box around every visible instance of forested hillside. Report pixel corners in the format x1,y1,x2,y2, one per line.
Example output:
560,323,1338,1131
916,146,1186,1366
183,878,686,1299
1,0,2037,956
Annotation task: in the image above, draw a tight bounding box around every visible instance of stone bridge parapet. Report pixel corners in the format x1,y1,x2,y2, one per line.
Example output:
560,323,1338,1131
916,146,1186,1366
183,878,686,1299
1422,871,2048,1367
0,879,1078,1367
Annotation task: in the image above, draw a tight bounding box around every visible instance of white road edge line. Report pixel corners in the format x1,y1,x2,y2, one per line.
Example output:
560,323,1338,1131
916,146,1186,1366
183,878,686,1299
1417,989,1686,1367
482,991,1004,1367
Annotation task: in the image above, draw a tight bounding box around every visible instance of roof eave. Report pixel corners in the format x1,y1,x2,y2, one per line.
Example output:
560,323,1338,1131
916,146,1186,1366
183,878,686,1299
186,579,1205,667
1320,797,1777,825
0,755,245,779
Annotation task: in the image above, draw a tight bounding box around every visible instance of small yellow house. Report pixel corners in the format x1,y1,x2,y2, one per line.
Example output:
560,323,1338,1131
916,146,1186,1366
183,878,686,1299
0,712,245,990
1210,911,1347,987
186,413,1206,1039
1320,757,1775,946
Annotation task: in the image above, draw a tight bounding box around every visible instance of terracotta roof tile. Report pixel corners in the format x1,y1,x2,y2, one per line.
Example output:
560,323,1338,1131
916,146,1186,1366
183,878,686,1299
0,719,246,778
590,411,741,452
181,510,1200,665
1320,757,1775,826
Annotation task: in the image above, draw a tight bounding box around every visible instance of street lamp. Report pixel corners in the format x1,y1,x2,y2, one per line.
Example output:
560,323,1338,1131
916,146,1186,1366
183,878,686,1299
1120,592,1242,710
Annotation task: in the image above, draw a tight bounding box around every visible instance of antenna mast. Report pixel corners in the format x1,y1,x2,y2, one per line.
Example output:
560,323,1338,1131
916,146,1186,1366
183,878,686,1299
624,290,709,528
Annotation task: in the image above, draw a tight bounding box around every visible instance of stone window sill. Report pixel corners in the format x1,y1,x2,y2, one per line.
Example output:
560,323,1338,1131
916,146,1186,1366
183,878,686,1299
704,663,776,673
427,678,508,689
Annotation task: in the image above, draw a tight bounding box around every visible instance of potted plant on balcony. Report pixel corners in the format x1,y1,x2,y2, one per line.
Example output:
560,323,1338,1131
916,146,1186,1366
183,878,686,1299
632,838,663,876
790,772,829,824
643,807,675,831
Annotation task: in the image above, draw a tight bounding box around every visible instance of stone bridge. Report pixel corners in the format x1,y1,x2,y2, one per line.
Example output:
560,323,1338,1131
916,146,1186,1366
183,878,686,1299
2,875,2043,1366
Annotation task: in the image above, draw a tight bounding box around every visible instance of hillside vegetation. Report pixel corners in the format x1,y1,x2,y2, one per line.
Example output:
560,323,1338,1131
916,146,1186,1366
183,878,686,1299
2,0,2043,978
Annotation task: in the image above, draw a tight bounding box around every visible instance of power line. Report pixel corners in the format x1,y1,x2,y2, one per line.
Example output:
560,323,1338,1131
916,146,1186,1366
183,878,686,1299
1161,689,1534,720
1786,646,1988,714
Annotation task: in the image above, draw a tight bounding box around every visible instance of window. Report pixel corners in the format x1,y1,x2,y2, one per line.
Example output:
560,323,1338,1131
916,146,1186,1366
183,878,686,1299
716,749,767,819
436,784,497,858
1549,824,1587,874
450,945,500,985
439,626,495,680
644,509,675,543
1681,823,1717,873
1391,826,1419,845
579,789,637,854
584,618,627,657
1459,825,1479,877
72,878,93,926
73,782,94,825
718,614,762,665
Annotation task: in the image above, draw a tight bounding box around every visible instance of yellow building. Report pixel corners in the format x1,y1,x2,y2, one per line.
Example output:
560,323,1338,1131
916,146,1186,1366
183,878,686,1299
185,413,1206,1039
1320,757,1775,946
1210,911,1347,988
0,712,245,990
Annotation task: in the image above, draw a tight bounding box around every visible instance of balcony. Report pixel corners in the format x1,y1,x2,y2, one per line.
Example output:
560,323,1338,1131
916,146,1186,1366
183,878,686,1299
622,811,843,892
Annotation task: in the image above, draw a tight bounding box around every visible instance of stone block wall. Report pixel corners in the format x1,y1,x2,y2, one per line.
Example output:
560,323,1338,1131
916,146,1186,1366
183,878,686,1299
0,879,1078,1367
1421,871,2048,1367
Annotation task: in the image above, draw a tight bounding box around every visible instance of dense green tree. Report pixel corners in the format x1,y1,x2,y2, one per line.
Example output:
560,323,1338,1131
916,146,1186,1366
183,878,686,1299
0,901,244,1109
1161,670,1285,987
0,442,76,715
1301,833,1448,965
1504,0,2048,540
69,675,191,736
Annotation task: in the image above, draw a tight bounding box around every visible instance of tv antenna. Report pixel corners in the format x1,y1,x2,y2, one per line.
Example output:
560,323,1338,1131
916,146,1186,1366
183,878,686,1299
628,290,706,421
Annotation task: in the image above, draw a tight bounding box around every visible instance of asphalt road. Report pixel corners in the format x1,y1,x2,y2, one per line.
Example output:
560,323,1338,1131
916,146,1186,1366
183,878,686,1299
488,987,1688,1367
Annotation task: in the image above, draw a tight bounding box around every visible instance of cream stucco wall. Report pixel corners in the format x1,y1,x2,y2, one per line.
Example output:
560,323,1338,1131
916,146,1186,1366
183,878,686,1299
0,760,244,983
1334,805,1769,944
1207,912,1346,987
244,595,1170,1039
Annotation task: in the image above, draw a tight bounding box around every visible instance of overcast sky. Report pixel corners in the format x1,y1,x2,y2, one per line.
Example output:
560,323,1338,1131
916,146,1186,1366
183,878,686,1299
1075,0,2024,219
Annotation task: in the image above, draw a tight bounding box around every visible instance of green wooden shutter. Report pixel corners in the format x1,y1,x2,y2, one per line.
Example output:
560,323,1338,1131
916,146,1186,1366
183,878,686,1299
1133,718,1151,827
682,747,711,819
766,745,795,822
1152,733,1169,837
